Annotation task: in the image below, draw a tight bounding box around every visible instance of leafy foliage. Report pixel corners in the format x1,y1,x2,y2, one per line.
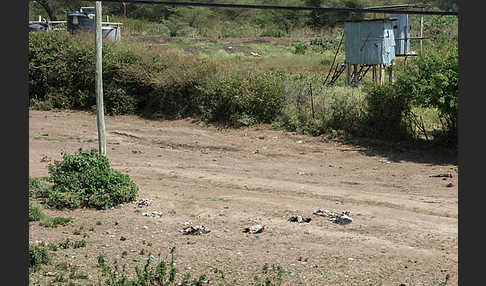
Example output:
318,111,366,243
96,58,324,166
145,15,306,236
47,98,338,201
29,244,50,271
361,83,412,140
29,202,45,221
44,148,139,210
29,32,287,126
198,71,286,126
393,47,458,142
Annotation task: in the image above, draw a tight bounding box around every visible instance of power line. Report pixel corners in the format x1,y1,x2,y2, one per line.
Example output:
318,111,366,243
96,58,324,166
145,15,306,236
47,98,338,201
97,0,458,16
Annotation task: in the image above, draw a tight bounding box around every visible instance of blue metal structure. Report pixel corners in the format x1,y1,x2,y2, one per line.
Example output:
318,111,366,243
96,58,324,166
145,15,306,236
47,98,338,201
344,19,396,66
66,12,95,32
389,14,411,56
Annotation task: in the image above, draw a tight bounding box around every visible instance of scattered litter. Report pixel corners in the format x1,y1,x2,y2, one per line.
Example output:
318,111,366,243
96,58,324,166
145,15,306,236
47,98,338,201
430,173,453,178
252,150,259,154
348,258,355,262
132,150,143,154
143,225,148,230
250,51,261,57
44,272,56,277
181,225,211,235
297,140,303,144
288,216,312,223
257,136,265,140
136,198,153,208
313,209,353,225
142,211,163,218
40,155,52,163
243,224,264,234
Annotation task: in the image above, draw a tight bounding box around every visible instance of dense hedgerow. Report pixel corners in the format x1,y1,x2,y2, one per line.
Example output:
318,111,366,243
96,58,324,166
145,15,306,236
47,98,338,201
28,32,287,126
41,148,139,210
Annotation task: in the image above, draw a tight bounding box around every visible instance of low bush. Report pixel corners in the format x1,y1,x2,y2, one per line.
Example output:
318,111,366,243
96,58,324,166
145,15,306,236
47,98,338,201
276,75,365,137
360,83,412,141
29,244,50,270
29,177,51,198
29,202,45,221
198,71,286,126
45,148,139,210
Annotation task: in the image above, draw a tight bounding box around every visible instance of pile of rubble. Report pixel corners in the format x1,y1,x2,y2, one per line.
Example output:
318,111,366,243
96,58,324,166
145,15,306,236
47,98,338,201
313,209,353,225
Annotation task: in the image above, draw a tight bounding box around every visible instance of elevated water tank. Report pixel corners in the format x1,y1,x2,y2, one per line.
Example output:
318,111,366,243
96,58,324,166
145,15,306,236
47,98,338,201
102,26,121,42
389,14,411,56
344,19,396,66
66,12,94,32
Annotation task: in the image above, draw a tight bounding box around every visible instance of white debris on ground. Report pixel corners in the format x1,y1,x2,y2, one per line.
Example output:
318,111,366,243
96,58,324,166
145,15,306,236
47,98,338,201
136,198,153,208
142,211,163,218
313,209,353,225
288,216,312,223
242,224,265,234
180,224,211,235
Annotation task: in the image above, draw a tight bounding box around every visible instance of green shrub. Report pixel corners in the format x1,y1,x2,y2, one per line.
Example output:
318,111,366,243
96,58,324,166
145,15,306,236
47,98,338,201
361,83,412,140
393,48,458,143
28,32,140,116
29,202,45,221
276,75,365,137
29,177,51,198
29,245,50,270
45,148,138,210
291,41,308,55
198,71,286,126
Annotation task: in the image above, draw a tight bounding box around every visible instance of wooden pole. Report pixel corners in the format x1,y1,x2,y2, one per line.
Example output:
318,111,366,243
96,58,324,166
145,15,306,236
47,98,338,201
345,63,351,86
420,9,424,53
309,82,315,119
95,1,106,156
379,64,385,85
404,14,409,64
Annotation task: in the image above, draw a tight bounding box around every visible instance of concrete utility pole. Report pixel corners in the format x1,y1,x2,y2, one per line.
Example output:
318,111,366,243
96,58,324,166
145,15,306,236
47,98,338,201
95,1,106,155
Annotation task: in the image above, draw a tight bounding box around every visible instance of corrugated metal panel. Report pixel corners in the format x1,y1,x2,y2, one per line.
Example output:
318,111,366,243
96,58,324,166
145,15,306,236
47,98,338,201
345,20,395,66
389,14,410,55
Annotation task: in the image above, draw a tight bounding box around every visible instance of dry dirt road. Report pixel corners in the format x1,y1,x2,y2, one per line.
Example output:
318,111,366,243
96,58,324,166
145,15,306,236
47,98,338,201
29,110,458,286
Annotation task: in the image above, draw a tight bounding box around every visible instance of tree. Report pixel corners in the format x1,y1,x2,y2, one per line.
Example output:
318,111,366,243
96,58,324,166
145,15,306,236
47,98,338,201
305,0,363,28
30,0,84,21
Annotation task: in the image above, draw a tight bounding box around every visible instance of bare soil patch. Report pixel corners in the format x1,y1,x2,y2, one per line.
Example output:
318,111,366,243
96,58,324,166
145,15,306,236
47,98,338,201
29,110,458,285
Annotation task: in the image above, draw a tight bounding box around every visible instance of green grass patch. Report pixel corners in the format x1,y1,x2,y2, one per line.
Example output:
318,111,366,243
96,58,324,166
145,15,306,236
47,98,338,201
29,202,45,221
39,216,73,228
29,244,50,271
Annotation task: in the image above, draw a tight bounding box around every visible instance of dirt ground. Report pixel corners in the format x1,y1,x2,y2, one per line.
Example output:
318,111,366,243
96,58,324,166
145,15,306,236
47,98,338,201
29,110,458,286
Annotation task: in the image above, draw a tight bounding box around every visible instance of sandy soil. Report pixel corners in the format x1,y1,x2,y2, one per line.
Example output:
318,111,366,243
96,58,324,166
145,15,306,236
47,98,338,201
29,110,458,285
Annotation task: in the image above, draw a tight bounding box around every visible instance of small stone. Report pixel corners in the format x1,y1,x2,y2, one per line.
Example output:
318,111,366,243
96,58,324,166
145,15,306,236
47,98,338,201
446,183,454,187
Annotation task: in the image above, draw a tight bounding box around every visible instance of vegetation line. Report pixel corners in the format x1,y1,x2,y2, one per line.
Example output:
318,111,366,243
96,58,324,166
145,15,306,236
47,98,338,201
98,0,458,16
